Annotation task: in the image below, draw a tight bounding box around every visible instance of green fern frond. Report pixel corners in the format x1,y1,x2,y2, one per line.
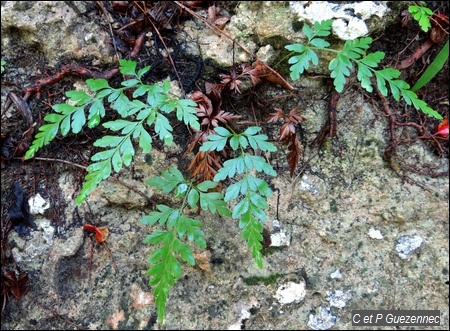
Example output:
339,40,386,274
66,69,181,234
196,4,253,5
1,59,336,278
200,126,276,269
285,19,443,119
408,4,433,32
25,59,201,205
142,167,228,322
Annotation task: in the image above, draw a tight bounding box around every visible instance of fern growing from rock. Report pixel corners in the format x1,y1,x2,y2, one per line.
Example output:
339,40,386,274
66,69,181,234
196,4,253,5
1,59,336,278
285,19,442,119
24,59,200,204
24,58,279,322
141,167,230,319
199,126,277,267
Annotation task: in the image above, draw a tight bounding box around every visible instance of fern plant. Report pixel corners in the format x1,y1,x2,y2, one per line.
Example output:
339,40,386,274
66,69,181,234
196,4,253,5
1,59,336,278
143,125,277,321
141,167,230,320
24,59,200,204
199,126,277,267
285,19,443,120
24,58,279,322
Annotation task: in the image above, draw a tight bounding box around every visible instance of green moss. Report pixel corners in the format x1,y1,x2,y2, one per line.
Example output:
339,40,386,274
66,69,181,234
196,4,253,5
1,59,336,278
323,139,332,153
261,244,289,256
329,199,339,213
243,273,284,286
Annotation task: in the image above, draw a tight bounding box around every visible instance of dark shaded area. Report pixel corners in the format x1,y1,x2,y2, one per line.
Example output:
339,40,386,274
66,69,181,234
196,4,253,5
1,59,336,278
0,131,15,160
137,31,204,93
54,254,89,297
1,182,33,314
99,1,207,93
4,182,36,237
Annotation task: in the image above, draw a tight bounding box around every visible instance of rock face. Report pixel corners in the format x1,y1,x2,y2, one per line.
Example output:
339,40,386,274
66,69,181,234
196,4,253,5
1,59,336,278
1,1,448,330
289,1,391,40
1,1,114,66
184,1,395,68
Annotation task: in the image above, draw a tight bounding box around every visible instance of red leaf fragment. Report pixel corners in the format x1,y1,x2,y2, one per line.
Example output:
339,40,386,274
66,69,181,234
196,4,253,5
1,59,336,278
252,60,294,91
267,107,306,177
285,134,302,178
267,108,284,123
437,117,449,137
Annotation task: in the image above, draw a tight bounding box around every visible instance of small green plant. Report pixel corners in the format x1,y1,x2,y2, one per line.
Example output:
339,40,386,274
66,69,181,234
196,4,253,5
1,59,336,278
1,59,5,73
408,2,433,32
285,19,443,120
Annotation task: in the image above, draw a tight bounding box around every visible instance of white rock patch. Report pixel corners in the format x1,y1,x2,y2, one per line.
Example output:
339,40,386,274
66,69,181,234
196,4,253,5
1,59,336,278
28,193,50,215
275,281,306,304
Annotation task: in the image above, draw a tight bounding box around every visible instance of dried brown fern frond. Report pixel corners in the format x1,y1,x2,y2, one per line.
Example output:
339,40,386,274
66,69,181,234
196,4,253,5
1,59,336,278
268,107,306,177
284,133,303,178
187,150,221,183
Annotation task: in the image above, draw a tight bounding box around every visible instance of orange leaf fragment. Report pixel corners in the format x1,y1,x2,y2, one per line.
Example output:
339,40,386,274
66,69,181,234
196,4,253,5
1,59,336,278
83,224,109,243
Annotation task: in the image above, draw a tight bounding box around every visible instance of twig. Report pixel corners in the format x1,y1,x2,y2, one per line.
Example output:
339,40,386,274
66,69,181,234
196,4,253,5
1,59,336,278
29,296,85,330
21,64,119,102
327,90,340,138
396,39,435,70
96,1,121,61
102,241,119,273
129,30,148,58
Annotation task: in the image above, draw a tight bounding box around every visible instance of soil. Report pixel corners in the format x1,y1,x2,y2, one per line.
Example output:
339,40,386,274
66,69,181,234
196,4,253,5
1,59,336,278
1,1,449,330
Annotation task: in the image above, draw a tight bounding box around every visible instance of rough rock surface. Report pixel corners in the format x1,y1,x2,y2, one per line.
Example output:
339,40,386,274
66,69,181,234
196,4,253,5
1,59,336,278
1,1,114,66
